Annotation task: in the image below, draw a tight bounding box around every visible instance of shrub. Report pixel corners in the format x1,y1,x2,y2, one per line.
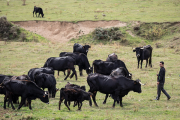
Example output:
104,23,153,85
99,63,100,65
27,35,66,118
92,27,124,41
20,32,27,41
134,23,167,40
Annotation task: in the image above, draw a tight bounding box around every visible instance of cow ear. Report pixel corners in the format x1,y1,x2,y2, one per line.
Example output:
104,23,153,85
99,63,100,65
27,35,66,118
133,49,136,52
134,81,137,84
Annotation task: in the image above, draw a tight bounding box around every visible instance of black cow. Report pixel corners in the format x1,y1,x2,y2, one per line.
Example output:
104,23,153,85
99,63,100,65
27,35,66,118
106,53,118,62
59,88,92,110
73,43,91,56
28,67,54,81
33,73,57,98
59,52,93,76
93,60,132,79
133,45,153,69
87,73,143,107
0,74,19,105
65,82,86,107
65,82,86,91
103,67,132,104
43,56,77,80
2,77,49,110
33,6,44,18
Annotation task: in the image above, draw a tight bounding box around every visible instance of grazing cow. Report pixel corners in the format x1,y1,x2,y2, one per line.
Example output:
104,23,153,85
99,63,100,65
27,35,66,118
73,43,91,56
106,53,118,62
28,67,54,81
33,6,44,18
93,60,132,79
43,56,77,80
59,52,93,76
59,88,92,110
33,73,57,98
133,45,153,69
87,73,143,107
0,74,19,105
2,77,49,110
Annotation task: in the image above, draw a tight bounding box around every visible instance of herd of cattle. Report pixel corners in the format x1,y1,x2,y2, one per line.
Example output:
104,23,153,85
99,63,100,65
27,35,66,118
0,43,153,110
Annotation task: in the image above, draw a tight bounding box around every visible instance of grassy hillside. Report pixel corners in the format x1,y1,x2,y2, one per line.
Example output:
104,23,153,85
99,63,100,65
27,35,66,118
0,41,180,119
0,0,180,22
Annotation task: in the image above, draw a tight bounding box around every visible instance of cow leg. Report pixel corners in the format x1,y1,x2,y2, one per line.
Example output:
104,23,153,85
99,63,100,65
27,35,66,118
33,11,34,17
58,71,60,76
78,102,82,110
140,60,143,69
92,91,98,107
63,70,66,76
103,94,108,104
59,98,64,110
3,91,9,109
48,88,52,98
64,69,71,80
17,96,26,110
9,94,15,110
119,97,123,107
70,68,77,80
79,66,83,76
89,96,92,106
137,59,140,68
73,101,77,107
64,99,70,110
68,101,71,106
145,59,148,68
27,99,32,110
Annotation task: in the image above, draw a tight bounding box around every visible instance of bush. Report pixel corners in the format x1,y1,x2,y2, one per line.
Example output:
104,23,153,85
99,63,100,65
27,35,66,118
92,27,124,41
134,23,167,40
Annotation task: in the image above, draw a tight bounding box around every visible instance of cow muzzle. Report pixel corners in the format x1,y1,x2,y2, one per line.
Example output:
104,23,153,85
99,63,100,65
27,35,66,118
46,102,49,104
137,54,140,57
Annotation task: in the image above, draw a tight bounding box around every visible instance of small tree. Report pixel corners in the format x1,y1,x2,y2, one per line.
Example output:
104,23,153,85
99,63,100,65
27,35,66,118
22,0,26,6
7,0,10,6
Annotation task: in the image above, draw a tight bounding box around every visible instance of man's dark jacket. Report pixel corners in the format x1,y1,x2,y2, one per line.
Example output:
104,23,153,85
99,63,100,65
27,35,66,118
157,67,165,83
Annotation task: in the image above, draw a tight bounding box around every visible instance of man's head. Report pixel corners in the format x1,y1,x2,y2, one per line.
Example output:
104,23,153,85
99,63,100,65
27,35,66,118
159,61,164,68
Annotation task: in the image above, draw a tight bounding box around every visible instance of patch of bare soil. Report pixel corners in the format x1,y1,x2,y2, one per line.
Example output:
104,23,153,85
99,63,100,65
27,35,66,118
13,21,127,42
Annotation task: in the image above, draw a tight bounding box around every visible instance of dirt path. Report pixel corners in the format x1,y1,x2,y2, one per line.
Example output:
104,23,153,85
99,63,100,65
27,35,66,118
13,21,127,42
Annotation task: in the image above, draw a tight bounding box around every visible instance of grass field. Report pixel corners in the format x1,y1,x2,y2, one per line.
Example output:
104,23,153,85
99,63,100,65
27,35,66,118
0,0,180,22
0,41,180,119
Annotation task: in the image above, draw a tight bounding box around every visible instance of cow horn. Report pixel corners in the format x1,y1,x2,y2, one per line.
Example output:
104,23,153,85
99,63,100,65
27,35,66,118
140,48,144,49
129,73,131,76
139,81,145,85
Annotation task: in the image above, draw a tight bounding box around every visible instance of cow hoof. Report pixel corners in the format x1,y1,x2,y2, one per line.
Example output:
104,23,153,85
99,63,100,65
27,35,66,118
112,106,115,108
3,107,6,109
103,102,106,104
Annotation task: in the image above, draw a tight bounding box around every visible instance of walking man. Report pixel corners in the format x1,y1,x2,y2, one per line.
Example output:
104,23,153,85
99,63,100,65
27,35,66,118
155,61,171,100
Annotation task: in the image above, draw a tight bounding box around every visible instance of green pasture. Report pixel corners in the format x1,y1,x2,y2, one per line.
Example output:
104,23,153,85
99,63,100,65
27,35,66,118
0,41,180,119
0,0,180,22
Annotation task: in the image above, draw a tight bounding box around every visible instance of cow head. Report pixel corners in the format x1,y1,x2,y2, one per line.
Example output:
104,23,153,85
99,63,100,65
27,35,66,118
133,47,143,58
133,79,144,93
86,67,93,74
40,91,49,104
83,45,91,53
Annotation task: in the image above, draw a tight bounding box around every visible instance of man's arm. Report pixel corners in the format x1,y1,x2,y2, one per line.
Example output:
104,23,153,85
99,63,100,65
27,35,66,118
158,68,165,83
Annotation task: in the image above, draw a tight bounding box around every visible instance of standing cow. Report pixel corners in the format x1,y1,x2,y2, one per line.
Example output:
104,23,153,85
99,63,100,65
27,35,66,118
133,45,153,69
43,56,77,80
59,52,93,76
87,73,143,108
73,43,91,56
